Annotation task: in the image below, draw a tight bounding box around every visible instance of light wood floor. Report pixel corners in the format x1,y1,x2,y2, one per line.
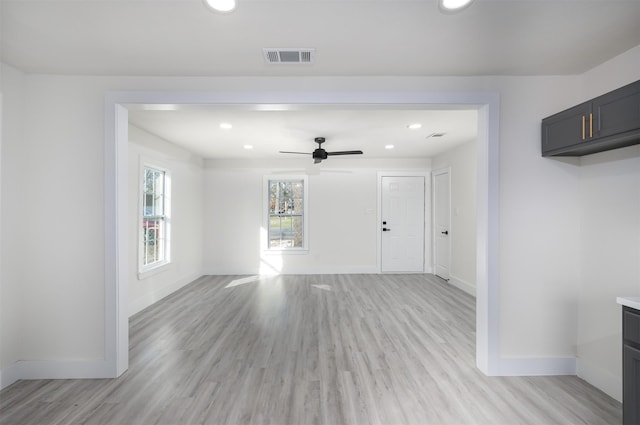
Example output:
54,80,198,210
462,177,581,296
0,274,621,424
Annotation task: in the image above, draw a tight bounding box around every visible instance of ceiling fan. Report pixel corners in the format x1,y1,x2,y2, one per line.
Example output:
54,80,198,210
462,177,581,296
280,137,364,164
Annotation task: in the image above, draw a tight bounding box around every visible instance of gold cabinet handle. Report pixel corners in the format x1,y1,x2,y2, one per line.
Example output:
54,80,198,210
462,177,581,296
582,115,586,140
589,113,593,138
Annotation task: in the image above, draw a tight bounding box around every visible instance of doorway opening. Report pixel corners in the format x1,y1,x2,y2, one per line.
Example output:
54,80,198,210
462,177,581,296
433,168,451,281
105,91,499,377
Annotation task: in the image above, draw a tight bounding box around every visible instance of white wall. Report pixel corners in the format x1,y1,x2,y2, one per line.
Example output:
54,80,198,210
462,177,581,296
574,45,640,401
576,145,640,401
432,140,477,295
1,68,111,388
128,125,204,317
20,76,106,364
203,158,429,275
0,44,638,395
496,75,584,363
0,64,27,381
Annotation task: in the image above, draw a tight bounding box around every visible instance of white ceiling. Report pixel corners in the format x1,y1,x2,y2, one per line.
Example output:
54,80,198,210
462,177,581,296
127,104,478,160
2,0,639,76
3,0,638,160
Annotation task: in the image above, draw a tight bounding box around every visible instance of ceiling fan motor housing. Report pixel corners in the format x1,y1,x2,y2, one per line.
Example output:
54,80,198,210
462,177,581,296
313,148,328,160
312,137,327,160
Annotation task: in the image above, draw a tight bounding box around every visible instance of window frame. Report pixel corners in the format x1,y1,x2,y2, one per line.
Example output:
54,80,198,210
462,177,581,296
263,175,309,253
138,162,172,277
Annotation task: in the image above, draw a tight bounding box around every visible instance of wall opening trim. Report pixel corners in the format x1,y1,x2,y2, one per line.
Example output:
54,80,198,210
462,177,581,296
105,90,500,377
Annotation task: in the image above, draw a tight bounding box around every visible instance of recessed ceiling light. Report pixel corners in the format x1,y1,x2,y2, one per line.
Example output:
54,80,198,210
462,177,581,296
385,144,395,149
243,145,253,150
407,123,422,130
439,0,474,13
220,123,233,130
203,0,236,13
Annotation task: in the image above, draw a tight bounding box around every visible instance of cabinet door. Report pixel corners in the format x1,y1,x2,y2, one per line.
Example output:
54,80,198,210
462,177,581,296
541,102,591,156
593,80,640,140
623,344,640,425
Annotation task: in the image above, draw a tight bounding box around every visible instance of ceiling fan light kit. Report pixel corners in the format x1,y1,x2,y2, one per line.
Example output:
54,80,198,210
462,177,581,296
280,137,363,164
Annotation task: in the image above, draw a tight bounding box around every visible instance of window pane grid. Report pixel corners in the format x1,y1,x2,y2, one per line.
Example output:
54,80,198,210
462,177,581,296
144,168,165,218
268,180,304,249
142,166,167,268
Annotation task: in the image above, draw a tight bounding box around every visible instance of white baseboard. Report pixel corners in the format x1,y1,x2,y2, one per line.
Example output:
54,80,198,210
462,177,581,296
494,356,577,376
0,359,113,391
203,266,380,275
129,271,204,317
448,275,476,296
576,358,622,402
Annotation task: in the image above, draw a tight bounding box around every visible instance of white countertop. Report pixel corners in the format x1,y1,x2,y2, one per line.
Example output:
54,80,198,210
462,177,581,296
617,297,640,311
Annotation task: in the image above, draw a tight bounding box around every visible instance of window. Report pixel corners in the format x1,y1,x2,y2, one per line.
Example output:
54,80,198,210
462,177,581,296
266,177,308,250
140,165,170,273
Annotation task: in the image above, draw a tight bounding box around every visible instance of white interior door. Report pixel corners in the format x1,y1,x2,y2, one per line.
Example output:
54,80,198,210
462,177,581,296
433,170,451,280
381,176,425,273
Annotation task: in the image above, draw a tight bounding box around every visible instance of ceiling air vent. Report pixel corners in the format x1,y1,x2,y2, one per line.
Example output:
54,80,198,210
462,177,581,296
263,48,315,64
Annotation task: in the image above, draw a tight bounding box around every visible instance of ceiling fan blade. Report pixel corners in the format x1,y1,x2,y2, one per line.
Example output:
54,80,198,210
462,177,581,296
279,151,311,155
326,150,364,156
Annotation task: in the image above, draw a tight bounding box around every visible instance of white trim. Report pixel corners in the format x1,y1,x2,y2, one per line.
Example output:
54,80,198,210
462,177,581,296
104,100,129,378
204,266,379,275
496,357,577,376
475,101,500,375
106,90,501,381
137,261,171,281
449,275,476,297
129,271,203,317
576,357,622,402
261,249,309,256
1,360,113,390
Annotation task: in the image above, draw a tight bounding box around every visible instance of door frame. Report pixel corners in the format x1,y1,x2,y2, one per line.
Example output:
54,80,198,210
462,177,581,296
432,167,451,280
106,90,500,377
377,172,430,274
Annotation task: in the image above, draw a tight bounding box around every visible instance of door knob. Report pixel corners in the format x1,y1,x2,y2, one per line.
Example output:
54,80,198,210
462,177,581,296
383,228,391,232
441,230,449,235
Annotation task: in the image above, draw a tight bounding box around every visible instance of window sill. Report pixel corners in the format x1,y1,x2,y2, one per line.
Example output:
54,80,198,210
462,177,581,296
138,261,171,280
263,248,309,255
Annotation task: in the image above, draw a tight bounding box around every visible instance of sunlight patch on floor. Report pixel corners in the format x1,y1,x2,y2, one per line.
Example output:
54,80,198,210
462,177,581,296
225,275,264,288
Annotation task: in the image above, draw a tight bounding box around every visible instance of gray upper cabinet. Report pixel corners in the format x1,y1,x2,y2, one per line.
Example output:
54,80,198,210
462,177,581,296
541,102,592,154
594,83,640,139
542,79,640,157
